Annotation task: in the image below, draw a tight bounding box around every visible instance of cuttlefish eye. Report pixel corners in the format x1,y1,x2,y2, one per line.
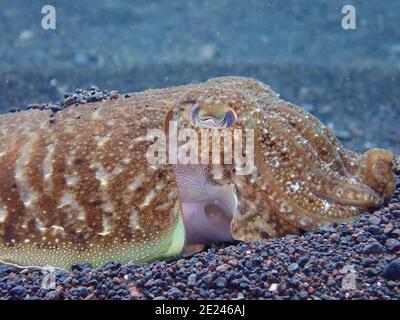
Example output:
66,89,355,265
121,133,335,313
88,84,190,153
190,103,237,128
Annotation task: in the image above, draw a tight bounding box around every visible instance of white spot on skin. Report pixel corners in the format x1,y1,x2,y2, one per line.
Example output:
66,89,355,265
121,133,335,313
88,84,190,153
91,162,119,219
65,154,75,166
95,134,110,147
299,216,313,228
139,182,165,208
129,210,140,231
140,190,157,208
43,143,55,194
323,201,331,214
289,182,300,193
101,202,114,213
50,225,65,235
127,174,145,192
111,163,124,176
58,192,86,220
14,135,39,210
92,162,109,186
133,136,146,144
43,144,55,179
35,218,46,232
65,174,78,186
99,216,112,236
0,207,7,223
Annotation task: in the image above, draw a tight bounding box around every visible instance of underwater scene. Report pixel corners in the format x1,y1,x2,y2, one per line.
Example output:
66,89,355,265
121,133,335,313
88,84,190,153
0,0,399,303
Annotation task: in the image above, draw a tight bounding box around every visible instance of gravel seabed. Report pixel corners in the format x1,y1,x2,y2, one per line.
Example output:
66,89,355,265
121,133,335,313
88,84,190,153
1,1,399,301
1,170,399,300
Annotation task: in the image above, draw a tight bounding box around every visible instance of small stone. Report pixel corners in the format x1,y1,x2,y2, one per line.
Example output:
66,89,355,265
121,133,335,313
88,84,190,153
214,277,227,288
71,263,91,272
268,283,278,292
363,242,384,254
76,287,89,298
391,229,400,236
382,259,400,280
391,210,400,218
366,268,379,277
327,278,336,287
187,274,196,287
128,285,141,299
168,287,183,299
10,286,25,296
298,290,309,300
298,256,309,267
208,263,216,271
385,238,400,252
88,279,98,287
384,223,395,234
216,264,228,272
362,258,376,267
288,263,299,273
368,216,381,225
110,91,119,100
227,259,238,267
367,225,381,235
64,96,75,106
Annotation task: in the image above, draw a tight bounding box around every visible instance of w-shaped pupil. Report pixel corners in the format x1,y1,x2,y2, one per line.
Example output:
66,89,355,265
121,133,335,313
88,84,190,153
190,105,237,129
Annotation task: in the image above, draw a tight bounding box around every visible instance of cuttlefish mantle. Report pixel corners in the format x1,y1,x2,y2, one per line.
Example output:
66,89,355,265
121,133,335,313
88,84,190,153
0,77,395,269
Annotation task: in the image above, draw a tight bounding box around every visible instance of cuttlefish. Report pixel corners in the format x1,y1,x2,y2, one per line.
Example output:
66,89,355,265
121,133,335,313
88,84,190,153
0,77,395,269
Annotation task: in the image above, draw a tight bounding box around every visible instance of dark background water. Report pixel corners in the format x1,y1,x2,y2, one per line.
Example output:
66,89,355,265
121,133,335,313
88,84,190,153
0,0,399,153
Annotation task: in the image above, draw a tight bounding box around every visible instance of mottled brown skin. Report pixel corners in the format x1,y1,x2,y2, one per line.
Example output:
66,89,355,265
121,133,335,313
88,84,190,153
0,76,395,268
0,86,191,268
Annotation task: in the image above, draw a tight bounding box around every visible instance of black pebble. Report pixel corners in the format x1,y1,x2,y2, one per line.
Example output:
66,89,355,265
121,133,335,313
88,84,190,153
363,242,384,254
382,259,400,280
